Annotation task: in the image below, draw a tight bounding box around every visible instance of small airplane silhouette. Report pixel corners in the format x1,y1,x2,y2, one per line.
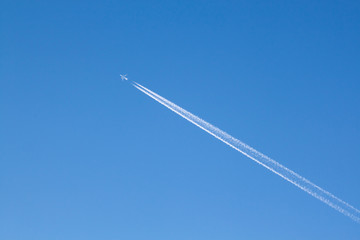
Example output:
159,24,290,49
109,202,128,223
120,74,128,81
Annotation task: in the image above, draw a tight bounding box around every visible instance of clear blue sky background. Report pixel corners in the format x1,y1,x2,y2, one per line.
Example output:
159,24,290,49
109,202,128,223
1,0,360,239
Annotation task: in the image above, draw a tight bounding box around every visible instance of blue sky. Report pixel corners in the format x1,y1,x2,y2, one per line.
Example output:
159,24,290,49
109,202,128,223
1,0,360,239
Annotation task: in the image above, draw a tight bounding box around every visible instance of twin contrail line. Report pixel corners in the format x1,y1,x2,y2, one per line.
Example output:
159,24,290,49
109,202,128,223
131,81,360,223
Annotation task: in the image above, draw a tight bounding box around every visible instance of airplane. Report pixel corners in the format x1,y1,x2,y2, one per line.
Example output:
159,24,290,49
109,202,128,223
120,74,128,81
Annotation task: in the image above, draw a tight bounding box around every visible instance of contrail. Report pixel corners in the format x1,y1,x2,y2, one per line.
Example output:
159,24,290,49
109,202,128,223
131,81,360,223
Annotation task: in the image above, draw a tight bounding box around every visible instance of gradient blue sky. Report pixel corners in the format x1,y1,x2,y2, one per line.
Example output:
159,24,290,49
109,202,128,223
1,0,360,239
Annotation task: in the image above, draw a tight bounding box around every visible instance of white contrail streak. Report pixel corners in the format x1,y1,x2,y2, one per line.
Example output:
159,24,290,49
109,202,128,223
131,81,360,223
